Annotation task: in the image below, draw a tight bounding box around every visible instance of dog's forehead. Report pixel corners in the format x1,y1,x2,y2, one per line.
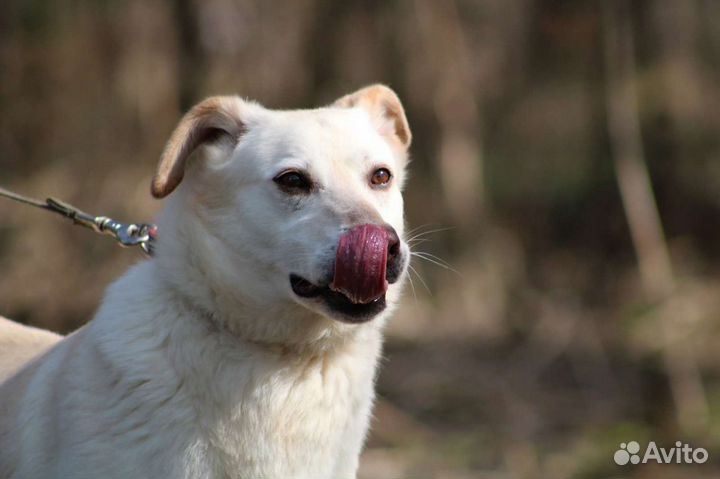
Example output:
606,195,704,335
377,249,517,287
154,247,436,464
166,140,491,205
265,107,392,166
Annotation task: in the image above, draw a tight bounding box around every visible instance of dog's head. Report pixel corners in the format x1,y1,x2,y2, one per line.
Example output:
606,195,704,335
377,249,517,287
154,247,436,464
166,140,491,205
151,85,411,343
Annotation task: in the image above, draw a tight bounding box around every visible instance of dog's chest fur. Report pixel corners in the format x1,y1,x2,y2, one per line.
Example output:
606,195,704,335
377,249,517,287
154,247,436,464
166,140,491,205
190,342,379,478
103,264,383,478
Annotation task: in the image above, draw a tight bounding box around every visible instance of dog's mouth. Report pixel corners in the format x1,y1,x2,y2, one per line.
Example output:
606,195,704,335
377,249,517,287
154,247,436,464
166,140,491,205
290,224,396,323
290,274,386,323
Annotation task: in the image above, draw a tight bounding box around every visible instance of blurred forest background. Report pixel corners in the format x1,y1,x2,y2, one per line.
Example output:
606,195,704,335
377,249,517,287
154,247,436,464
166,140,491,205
2,0,720,477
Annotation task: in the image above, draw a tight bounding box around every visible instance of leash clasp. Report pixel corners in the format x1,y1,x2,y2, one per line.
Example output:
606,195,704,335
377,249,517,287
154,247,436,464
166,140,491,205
45,197,157,256
94,217,158,256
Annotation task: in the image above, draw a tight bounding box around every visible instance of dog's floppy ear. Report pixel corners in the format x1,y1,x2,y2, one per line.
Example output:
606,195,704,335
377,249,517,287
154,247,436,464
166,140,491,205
151,96,246,198
334,84,411,150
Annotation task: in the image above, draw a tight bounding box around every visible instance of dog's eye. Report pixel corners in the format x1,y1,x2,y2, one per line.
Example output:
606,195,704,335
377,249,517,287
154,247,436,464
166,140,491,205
274,170,312,193
370,168,392,187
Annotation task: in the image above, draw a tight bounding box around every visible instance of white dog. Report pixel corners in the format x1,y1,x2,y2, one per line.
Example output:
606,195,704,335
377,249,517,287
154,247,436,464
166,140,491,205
0,84,412,478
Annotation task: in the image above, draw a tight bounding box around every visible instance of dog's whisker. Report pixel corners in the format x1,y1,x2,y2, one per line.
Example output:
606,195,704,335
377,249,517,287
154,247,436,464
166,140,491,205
411,252,456,272
405,226,454,243
404,223,441,237
406,230,445,242
404,223,442,236
405,267,419,305
407,263,431,294
411,251,461,276
408,224,453,234
411,250,454,268
407,238,431,247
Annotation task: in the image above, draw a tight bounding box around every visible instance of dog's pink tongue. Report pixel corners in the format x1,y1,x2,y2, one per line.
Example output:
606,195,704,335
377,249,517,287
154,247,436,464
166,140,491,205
330,225,389,304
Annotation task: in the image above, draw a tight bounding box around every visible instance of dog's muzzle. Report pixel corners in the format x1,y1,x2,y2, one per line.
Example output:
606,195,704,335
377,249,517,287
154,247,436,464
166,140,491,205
290,223,404,322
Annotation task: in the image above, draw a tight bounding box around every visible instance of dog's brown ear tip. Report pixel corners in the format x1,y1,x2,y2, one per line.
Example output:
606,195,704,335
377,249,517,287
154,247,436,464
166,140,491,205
150,176,171,199
335,84,411,150
367,83,395,95
150,183,163,199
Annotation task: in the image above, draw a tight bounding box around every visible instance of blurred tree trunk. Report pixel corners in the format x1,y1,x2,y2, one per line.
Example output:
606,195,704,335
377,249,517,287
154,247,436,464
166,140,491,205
602,0,708,435
173,0,204,110
413,0,485,231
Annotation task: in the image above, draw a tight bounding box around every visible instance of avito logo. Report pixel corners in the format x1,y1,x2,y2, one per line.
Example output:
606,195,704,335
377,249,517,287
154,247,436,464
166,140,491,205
614,440,708,466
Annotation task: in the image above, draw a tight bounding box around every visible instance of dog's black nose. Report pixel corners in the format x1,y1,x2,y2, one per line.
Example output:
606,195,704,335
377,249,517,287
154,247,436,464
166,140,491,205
383,225,404,284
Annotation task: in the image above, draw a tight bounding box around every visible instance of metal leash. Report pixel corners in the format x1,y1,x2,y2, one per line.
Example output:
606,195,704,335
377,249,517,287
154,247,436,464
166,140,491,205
0,185,157,256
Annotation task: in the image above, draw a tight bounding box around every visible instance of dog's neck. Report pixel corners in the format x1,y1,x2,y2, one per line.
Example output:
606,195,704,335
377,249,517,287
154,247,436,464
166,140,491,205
95,259,384,381
166,281,376,357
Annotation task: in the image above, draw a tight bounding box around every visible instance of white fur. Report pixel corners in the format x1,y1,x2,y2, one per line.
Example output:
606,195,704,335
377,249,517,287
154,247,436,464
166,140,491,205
0,86,410,478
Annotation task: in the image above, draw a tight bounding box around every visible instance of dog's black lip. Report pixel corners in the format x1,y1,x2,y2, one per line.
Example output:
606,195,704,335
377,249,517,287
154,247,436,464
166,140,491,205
290,274,321,297
290,274,386,323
